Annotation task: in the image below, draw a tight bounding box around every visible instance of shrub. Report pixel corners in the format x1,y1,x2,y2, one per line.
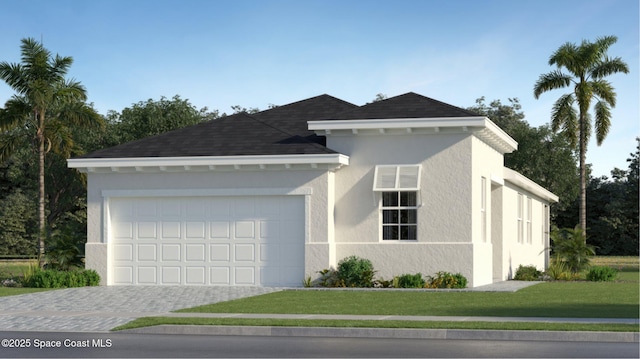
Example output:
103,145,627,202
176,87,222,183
336,256,375,287
396,273,425,288
24,269,100,288
550,226,595,273
514,265,542,281
317,268,341,287
586,266,618,282
426,271,467,289
45,228,85,271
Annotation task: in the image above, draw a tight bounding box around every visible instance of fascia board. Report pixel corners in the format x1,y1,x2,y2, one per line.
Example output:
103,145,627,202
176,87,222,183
484,119,518,151
67,153,350,170
308,117,487,131
503,167,559,203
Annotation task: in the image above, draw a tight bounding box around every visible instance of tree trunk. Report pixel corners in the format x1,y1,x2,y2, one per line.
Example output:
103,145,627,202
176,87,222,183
579,112,587,239
38,111,46,269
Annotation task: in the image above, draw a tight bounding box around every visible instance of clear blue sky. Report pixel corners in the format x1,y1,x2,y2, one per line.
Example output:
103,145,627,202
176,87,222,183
1,0,638,177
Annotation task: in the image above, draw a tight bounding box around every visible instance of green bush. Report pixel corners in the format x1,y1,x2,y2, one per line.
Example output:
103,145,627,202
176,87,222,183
24,269,100,288
550,226,595,273
586,266,618,282
514,265,542,281
426,271,468,289
396,273,425,288
316,268,341,287
337,256,375,287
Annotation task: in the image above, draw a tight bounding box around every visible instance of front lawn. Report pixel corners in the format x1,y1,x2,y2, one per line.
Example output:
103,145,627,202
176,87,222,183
0,287,51,297
179,281,638,318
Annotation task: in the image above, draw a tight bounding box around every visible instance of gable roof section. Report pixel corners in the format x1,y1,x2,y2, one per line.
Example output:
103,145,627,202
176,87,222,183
331,92,480,120
77,94,356,159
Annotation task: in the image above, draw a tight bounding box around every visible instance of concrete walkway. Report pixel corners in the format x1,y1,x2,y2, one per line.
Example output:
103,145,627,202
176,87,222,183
0,282,637,343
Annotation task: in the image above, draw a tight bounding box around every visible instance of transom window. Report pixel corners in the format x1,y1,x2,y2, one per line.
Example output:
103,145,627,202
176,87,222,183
382,191,418,240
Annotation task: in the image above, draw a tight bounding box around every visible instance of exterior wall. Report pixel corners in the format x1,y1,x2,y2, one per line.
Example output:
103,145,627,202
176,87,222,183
326,132,496,286
470,136,507,286
497,182,549,280
84,169,335,285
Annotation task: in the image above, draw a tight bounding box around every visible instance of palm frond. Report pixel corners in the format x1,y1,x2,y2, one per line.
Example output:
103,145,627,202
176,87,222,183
533,70,572,98
549,42,578,69
0,96,33,131
594,101,611,145
591,57,630,79
45,119,74,157
591,79,616,107
0,130,28,163
551,94,578,148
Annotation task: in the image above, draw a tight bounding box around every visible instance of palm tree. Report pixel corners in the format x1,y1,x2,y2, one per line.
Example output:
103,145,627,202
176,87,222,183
0,38,101,268
534,35,629,236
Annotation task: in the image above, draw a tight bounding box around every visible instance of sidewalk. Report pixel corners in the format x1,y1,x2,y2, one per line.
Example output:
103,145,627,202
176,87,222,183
122,312,640,343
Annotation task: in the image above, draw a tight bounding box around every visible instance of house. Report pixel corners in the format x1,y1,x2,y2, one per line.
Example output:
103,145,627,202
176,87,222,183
67,93,558,287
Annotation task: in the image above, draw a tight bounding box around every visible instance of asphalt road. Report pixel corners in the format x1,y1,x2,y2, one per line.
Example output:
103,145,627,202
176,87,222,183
0,331,638,358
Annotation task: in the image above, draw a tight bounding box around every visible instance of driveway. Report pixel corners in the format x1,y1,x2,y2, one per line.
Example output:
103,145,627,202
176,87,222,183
0,286,280,332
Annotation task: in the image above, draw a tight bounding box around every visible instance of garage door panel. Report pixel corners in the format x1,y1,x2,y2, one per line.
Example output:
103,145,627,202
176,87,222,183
210,244,230,261
186,267,205,284
235,267,255,284
137,266,157,284
113,243,133,261
113,266,133,284
161,244,181,261
186,244,205,261
110,196,304,286
235,244,255,262
137,222,157,239
161,267,181,284
210,267,230,284
234,221,254,238
211,221,230,238
186,221,206,239
137,244,157,261
162,222,181,239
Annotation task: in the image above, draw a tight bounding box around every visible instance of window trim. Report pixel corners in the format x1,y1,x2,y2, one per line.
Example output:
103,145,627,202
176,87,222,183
380,191,418,241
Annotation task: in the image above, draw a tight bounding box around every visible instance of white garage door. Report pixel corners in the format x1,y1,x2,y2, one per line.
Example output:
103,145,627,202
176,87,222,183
109,196,305,286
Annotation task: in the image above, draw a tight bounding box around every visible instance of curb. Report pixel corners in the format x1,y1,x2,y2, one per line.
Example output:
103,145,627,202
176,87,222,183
121,325,640,343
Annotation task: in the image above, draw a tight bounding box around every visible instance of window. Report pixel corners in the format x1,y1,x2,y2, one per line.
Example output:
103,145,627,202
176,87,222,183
382,191,417,240
517,193,523,243
526,197,532,244
481,177,487,243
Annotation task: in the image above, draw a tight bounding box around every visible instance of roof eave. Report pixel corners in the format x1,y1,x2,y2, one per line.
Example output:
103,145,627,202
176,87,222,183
308,117,518,154
503,167,559,203
67,154,350,173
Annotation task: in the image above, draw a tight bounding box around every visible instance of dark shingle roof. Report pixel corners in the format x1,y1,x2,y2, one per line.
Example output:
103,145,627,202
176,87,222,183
76,93,479,159
78,94,357,159
330,92,480,120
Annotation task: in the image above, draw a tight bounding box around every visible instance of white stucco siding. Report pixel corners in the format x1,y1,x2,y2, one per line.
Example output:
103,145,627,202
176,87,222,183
499,182,549,280
336,242,475,284
327,133,474,244
84,169,335,284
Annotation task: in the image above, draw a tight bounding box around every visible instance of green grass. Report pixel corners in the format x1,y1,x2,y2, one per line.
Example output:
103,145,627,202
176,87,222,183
112,317,639,332
179,281,639,318
0,287,51,297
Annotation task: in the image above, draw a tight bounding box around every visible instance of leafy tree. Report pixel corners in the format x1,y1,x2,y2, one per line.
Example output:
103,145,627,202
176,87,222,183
549,226,595,273
533,35,629,236
556,138,639,255
468,98,579,218
107,95,219,145
0,38,102,267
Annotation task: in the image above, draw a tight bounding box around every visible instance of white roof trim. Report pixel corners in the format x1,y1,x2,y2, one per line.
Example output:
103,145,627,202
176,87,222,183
308,117,518,154
503,167,559,203
67,154,349,173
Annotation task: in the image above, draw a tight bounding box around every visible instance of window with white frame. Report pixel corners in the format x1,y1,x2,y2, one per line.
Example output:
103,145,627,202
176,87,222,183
517,193,523,243
381,191,418,240
373,165,421,241
481,177,487,243
526,197,532,244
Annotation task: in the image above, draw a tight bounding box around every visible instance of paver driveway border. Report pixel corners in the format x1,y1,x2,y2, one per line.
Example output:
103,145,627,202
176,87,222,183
0,286,281,332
